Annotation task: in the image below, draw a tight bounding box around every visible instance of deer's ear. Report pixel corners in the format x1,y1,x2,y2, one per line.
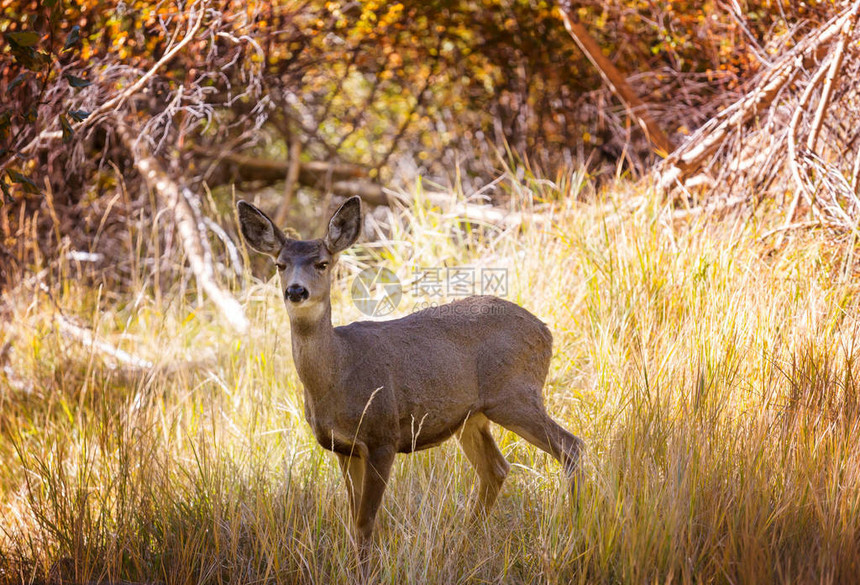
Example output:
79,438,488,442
237,201,286,257
324,196,362,254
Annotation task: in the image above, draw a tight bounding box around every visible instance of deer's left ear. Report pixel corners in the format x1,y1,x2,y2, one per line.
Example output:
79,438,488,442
324,196,362,254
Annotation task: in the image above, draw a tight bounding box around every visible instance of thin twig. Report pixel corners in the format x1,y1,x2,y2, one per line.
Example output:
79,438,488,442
274,132,303,226
783,52,833,233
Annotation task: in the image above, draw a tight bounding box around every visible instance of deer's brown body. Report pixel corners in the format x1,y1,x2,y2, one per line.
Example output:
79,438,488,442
299,295,553,456
238,197,582,555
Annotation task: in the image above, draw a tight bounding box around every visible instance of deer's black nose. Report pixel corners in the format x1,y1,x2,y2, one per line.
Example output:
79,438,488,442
285,284,309,303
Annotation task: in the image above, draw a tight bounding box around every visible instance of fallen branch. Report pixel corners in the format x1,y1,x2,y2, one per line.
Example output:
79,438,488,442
807,0,860,152
57,315,154,370
658,6,855,189
664,195,748,220
330,181,391,206
194,147,367,185
784,48,834,227
757,220,821,242
444,204,549,229
196,147,392,207
781,1,860,238
120,126,249,334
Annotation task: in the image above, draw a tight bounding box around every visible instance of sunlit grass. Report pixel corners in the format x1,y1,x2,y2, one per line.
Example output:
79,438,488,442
2,174,860,584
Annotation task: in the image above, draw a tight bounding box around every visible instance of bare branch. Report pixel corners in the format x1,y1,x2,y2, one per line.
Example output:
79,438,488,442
81,0,208,131
557,2,675,156
806,0,860,152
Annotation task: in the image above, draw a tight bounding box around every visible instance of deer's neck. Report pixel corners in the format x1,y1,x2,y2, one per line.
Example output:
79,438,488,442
289,303,341,396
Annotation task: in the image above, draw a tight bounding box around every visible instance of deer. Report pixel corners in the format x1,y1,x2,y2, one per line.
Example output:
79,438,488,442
237,196,583,555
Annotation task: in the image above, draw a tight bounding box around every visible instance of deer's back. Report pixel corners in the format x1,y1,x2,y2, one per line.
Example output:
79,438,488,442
335,296,552,447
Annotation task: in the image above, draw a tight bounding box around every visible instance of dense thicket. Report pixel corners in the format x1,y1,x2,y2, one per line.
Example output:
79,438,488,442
0,0,842,287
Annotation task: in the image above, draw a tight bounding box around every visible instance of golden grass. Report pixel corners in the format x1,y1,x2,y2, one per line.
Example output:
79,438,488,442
2,175,860,584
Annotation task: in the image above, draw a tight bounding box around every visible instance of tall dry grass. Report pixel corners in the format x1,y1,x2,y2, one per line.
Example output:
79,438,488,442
1,173,860,584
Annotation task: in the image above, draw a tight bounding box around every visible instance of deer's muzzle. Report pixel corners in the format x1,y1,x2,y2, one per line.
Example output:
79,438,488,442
286,284,310,303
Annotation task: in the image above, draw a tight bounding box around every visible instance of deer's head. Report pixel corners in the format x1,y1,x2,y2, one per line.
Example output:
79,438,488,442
237,197,362,319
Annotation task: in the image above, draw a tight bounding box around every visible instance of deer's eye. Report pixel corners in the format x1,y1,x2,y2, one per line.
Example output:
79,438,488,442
275,262,287,271
315,261,329,271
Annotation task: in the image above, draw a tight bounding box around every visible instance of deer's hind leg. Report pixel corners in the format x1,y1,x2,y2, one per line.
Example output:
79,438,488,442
485,388,583,496
457,413,510,516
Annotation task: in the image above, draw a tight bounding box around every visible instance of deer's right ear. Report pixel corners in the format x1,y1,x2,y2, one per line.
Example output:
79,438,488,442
324,196,362,254
237,201,286,257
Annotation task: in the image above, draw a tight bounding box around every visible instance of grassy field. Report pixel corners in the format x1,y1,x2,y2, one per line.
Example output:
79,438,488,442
2,176,860,584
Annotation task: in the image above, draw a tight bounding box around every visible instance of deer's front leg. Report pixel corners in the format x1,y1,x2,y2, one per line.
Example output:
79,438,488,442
355,445,395,550
336,453,364,523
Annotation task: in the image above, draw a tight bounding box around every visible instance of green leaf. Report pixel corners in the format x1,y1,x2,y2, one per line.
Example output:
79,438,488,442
9,46,50,71
6,170,39,194
23,106,38,124
33,51,52,70
60,115,73,143
0,180,12,204
63,25,80,52
68,109,90,123
8,44,35,65
5,31,41,47
8,73,28,92
7,170,32,184
64,74,92,88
